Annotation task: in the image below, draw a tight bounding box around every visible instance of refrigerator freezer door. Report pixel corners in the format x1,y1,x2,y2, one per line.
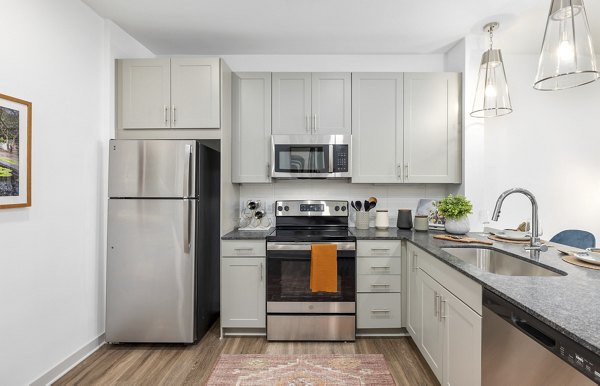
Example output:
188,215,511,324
108,140,196,198
106,198,196,343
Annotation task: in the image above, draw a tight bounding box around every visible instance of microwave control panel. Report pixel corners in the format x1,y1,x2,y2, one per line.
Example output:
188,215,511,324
333,145,349,173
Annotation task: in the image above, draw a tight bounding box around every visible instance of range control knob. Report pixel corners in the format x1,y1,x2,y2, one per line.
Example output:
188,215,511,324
335,206,340,212
341,206,346,211
277,205,283,212
284,206,290,211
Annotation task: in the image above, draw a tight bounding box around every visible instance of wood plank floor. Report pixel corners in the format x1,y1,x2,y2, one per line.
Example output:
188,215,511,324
55,322,439,385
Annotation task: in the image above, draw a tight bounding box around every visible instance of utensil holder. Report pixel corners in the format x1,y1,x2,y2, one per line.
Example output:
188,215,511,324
355,212,370,230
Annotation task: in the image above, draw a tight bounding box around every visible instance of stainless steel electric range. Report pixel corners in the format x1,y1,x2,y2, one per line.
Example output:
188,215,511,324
266,200,356,341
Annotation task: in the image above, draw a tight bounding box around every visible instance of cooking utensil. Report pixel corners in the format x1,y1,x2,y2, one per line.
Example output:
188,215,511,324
350,201,357,211
368,196,378,204
364,200,370,212
355,201,362,211
368,201,376,211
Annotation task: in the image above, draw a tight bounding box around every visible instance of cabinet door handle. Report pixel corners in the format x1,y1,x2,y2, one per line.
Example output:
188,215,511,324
313,114,318,132
434,292,440,317
371,309,391,313
397,164,402,178
172,105,176,126
164,105,169,126
405,163,409,179
371,266,391,270
306,115,310,132
259,262,263,282
440,298,447,320
267,163,270,178
412,252,418,271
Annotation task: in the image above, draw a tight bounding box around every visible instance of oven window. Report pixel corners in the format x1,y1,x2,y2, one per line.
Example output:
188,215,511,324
267,251,355,302
274,145,328,173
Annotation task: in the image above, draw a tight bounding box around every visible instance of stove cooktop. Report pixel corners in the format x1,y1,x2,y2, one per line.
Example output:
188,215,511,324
266,227,356,242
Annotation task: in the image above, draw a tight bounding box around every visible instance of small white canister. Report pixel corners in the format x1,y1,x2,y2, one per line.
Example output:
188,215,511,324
375,209,389,229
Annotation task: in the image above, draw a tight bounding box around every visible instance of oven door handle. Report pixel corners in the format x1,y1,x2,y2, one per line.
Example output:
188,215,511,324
267,242,356,251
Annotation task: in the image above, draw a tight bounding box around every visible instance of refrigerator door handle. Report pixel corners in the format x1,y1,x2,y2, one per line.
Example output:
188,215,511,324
184,144,193,198
184,200,192,254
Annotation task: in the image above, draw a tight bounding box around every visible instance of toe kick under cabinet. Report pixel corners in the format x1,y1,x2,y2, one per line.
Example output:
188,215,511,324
356,240,402,333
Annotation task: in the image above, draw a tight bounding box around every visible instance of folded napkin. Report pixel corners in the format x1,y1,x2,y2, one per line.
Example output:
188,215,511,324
310,244,338,293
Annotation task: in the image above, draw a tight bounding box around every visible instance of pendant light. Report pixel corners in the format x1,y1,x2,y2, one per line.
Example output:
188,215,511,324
471,22,513,118
534,0,599,90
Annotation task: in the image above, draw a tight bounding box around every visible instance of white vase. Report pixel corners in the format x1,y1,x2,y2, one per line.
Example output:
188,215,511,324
445,217,470,235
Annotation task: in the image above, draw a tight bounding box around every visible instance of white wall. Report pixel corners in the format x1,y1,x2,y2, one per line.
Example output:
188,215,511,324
0,2,152,385
228,54,449,228
483,54,600,242
220,54,444,72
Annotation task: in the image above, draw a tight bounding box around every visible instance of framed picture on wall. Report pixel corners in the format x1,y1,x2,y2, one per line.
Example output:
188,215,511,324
0,93,31,209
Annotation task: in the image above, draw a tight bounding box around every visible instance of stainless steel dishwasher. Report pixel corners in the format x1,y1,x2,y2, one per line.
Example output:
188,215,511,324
483,289,599,385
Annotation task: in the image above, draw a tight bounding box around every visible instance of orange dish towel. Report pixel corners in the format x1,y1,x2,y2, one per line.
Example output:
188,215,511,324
310,244,338,293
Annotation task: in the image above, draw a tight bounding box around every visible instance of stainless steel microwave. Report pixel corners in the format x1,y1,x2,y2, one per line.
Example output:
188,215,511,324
271,135,351,179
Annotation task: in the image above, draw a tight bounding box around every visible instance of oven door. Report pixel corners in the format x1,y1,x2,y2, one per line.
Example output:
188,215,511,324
266,241,356,313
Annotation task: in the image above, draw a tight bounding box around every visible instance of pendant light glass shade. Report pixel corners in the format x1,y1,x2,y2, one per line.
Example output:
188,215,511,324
534,0,599,90
471,23,513,118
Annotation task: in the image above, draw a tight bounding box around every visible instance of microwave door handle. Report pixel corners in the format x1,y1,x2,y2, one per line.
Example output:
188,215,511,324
328,145,334,173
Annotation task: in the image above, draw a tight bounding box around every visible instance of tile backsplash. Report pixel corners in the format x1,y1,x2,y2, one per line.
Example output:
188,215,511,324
240,180,449,227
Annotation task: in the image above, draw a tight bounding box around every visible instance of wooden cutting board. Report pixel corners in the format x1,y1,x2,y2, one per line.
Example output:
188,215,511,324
434,234,493,245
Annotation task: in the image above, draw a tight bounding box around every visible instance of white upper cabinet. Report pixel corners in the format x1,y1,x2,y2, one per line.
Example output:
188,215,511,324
119,58,220,130
272,73,312,135
272,73,351,135
311,73,351,135
232,73,272,183
120,59,171,129
171,58,220,129
403,72,461,183
351,73,403,183
352,72,462,184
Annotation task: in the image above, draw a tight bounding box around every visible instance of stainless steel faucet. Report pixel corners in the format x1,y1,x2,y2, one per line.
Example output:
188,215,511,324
492,188,548,256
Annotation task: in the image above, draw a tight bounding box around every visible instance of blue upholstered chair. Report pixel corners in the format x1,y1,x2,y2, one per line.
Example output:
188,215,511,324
550,230,596,249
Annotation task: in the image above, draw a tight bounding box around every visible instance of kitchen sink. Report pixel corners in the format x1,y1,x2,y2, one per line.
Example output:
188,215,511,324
441,247,564,277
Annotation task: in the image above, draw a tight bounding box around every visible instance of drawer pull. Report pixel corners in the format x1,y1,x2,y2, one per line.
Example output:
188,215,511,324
371,266,391,270
371,309,391,313
370,284,391,288
234,248,254,253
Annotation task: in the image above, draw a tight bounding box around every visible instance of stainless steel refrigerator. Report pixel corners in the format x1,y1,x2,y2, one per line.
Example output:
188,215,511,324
106,139,220,343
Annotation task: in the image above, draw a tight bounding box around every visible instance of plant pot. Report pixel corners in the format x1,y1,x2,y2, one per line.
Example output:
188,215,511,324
445,217,470,235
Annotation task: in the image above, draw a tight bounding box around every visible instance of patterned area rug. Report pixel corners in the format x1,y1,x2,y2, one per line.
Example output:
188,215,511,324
206,354,396,385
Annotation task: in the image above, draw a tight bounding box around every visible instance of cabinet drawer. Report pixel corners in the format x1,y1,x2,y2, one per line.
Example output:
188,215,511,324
357,240,401,257
357,274,401,293
357,293,402,329
357,257,401,275
222,240,266,256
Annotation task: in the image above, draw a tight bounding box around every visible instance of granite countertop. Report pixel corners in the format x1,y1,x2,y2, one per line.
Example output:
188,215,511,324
221,228,274,240
222,226,600,356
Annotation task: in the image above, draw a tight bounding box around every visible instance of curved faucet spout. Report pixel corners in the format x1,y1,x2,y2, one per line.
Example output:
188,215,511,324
490,188,545,255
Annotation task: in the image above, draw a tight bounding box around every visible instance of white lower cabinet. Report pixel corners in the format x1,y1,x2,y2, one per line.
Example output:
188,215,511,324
407,242,482,386
357,293,401,329
356,240,402,331
221,249,265,329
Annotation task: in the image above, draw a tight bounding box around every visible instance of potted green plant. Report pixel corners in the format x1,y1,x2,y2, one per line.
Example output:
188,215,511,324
436,194,473,235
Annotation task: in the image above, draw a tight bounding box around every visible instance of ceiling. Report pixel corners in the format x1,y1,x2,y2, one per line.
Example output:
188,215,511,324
83,0,600,55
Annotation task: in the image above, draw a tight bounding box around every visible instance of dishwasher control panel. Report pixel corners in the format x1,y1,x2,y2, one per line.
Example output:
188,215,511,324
558,340,600,383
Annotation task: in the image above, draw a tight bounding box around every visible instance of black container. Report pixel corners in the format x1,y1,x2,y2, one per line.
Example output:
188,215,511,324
397,209,413,229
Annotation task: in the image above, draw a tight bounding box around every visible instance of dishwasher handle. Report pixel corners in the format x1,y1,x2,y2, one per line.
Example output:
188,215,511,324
513,316,556,348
